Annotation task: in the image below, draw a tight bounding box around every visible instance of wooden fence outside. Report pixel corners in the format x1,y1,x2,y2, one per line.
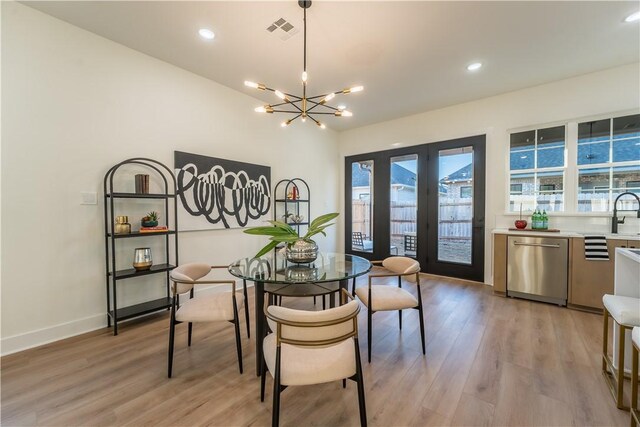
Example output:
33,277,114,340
352,199,472,241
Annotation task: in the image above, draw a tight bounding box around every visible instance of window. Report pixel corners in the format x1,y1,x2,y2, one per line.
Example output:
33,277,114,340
577,114,640,212
460,186,472,198
509,125,565,212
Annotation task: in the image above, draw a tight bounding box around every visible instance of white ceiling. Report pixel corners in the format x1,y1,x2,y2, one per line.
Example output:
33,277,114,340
23,1,640,131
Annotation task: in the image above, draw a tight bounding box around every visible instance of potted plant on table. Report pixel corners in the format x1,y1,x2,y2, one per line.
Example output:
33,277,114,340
244,212,339,263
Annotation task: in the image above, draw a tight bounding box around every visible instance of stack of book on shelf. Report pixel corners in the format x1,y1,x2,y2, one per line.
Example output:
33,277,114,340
140,225,169,233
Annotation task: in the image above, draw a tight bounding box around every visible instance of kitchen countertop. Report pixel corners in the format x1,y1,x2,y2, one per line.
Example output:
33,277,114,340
492,228,640,241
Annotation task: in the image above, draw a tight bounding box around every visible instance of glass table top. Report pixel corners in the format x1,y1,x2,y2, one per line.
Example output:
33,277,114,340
228,252,372,285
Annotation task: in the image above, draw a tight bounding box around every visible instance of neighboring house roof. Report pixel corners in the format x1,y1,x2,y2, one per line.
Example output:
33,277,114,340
351,162,417,187
441,163,472,183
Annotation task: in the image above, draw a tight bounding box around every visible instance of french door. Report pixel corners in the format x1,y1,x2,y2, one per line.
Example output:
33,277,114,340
345,135,485,282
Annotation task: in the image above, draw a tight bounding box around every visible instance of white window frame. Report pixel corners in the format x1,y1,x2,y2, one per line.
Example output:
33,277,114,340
505,109,640,215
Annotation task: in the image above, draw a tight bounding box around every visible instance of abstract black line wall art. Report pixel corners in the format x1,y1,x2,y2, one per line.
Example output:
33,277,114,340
174,151,271,230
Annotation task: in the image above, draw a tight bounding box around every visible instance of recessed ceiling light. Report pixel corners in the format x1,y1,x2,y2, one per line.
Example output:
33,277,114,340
625,11,640,22
198,29,215,40
467,62,482,71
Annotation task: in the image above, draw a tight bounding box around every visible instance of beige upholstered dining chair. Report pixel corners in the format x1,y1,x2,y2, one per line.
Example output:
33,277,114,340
260,289,367,427
354,256,425,362
167,263,246,378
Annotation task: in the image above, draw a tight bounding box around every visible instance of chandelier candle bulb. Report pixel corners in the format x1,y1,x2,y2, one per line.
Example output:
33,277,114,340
301,71,308,82
274,90,287,100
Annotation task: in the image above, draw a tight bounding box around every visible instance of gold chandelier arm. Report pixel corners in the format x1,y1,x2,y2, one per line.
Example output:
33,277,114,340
271,100,304,113
306,99,339,113
263,87,303,101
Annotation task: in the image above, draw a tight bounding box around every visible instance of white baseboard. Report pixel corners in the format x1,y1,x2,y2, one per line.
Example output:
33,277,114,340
0,282,254,357
1,313,106,356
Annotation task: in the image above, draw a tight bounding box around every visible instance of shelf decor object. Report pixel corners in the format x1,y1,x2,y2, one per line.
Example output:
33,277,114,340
133,247,153,271
244,0,363,129
104,158,179,335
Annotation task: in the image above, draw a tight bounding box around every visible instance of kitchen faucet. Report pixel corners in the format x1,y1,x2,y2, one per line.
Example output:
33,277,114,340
611,191,640,234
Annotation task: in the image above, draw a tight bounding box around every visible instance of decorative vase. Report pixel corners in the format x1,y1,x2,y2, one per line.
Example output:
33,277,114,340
285,265,318,282
114,216,131,234
133,247,153,271
141,220,158,227
285,238,318,264
514,219,527,229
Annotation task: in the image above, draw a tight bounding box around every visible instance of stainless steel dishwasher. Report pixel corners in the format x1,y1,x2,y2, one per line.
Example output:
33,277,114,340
507,236,569,306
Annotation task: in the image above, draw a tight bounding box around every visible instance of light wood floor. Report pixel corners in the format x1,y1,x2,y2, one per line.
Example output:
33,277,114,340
1,274,631,426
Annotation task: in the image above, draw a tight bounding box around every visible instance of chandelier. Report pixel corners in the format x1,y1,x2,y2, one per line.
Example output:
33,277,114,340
244,0,363,129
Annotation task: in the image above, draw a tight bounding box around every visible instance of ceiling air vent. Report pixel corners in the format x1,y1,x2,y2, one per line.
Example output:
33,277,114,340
266,17,299,41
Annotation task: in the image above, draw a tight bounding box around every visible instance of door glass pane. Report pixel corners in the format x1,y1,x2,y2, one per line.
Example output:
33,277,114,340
438,147,473,264
390,155,417,257
351,160,374,252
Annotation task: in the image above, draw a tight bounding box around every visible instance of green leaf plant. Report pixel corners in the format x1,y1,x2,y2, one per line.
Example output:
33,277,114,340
244,212,339,258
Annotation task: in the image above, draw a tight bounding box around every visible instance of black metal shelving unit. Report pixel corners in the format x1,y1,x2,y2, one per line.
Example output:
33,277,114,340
103,158,179,335
273,179,310,236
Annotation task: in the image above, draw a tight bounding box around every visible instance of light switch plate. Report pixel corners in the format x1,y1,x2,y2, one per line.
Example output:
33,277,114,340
81,191,97,205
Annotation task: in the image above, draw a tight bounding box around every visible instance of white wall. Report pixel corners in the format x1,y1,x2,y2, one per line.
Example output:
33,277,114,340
338,63,640,284
1,2,340,354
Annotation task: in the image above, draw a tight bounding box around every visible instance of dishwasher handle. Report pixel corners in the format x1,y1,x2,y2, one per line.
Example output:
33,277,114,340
513,241,561,248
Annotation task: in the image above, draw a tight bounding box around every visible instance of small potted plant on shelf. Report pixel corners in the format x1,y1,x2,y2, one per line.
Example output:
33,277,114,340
141,211,159,227
244,212,338,263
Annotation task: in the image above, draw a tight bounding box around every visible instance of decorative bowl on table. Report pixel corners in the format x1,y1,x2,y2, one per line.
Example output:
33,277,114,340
514,220,527,229
286,238,318,264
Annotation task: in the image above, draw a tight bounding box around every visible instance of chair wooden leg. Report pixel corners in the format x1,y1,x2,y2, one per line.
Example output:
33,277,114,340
233,297,243,374
261,357,268,402
351,277,356,296
416,273,426,355
617,322,626,409
313,296,317,305
167,298,177,378
243,280,251,339
367,309,373,363
273,346,282,427
323,295,326,310
188,322,193,346
398,276,402,330
354,337,368,427
418,306,426,355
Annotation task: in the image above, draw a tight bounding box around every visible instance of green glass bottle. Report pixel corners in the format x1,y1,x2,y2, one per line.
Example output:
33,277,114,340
531,209,539,229
542,210,549,230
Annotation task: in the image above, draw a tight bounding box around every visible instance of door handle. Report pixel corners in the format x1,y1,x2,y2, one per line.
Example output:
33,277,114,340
513,242,560,248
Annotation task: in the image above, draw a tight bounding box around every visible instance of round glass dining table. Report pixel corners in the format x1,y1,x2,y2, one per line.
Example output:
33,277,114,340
228,252,372,375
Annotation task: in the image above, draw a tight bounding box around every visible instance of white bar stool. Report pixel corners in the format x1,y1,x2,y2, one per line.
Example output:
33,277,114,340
632,327,639,426
602,294,640,410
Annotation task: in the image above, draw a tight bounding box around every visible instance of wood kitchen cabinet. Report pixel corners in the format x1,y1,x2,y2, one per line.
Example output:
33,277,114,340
493,234,507,294
568,238,628,311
